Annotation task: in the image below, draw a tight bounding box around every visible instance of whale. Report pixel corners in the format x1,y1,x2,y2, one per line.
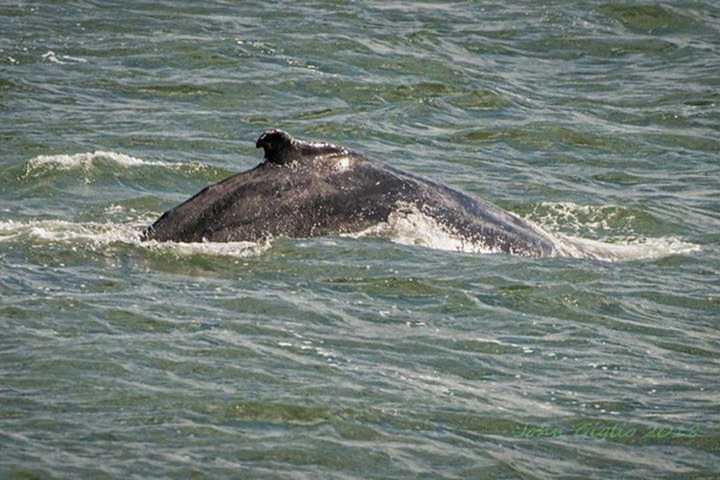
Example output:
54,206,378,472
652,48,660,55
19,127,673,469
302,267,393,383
141,129,560,256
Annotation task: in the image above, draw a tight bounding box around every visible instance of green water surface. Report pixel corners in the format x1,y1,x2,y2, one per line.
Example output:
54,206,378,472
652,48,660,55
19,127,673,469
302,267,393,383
1,2,719,479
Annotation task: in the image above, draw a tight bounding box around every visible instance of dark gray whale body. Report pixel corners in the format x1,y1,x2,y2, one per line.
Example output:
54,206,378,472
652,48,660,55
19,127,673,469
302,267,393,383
142,130,559,256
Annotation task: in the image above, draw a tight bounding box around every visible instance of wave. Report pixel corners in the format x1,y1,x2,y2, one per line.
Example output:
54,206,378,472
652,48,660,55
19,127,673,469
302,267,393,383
524,201,650,237
348,202,700,262
28,151,160,169
0,219,268,258
25,151,190,173
524,201,700,260
0,200,699,262
20,151,218,183
552,233,700,262
41,50,88,65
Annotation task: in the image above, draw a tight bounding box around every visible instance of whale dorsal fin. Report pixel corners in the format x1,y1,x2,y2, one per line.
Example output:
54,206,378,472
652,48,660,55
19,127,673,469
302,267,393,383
256,129,349,165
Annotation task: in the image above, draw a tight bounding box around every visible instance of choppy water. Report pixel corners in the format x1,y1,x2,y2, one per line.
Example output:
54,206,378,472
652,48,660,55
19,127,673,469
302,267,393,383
2,1,719,478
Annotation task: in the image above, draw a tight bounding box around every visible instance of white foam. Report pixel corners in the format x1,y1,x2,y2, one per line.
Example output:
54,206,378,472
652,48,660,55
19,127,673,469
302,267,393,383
523,201,701,261
553,233,700,262
347,202,700,261
41,50,87,64
22,151,209,178
348,202,506,255
525,201,635,236
145,238,269,257
0,219,140,243
27,151,163,171
59,54,87,64
42,51,65,64
0,219,268,258
0,204,698,262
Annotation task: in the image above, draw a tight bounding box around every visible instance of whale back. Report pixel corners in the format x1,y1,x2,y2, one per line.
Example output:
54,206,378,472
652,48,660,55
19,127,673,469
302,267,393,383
143,130,558,256
143,133,412,242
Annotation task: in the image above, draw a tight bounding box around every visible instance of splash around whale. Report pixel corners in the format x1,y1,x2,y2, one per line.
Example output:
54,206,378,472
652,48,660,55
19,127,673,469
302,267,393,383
142,129,562,256
142,129,673,259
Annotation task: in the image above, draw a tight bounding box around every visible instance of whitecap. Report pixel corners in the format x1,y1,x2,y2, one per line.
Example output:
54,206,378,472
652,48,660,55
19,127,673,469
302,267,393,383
41,50,65,64
22,151,209,178
59,54,87,63
0,219,269,258
41,50,87,64
524,201,637,236
523,201,701,261
346,201,700,261
553,233,700,262
27,151,163,171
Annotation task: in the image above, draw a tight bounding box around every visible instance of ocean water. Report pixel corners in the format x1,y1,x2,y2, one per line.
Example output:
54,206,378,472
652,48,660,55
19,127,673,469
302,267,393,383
1,1,719,478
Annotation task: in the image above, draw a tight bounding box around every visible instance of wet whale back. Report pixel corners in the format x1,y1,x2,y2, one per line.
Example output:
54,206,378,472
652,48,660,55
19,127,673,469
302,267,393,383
143,130,558,256
144,152,407,242
376,164,557,255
